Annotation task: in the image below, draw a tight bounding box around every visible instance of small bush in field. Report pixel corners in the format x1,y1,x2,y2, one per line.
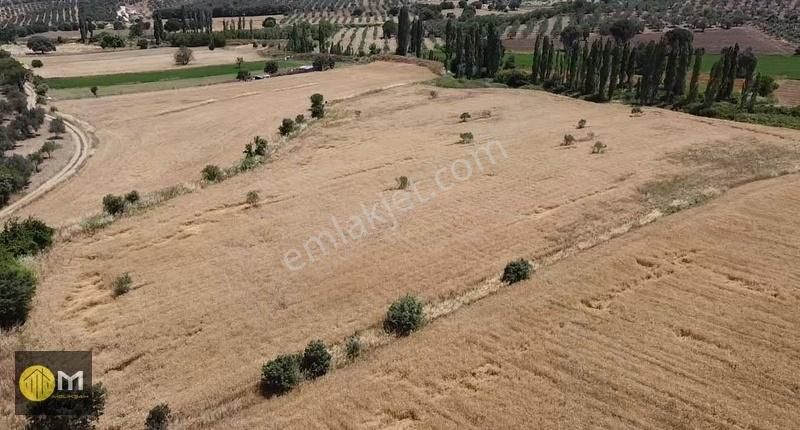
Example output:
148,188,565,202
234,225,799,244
501,259,531,284
145,403,171,430
384,294,424,336
591,141,607,154
278,118,295,136
345,336,361,360
261,354,301,396
102,194,125,216
577,119,587,129
459,132,474,144
111,273,132,297
562,134,576,146
124,190,140,204
395,176,409,190
246,190,260,206
201,164,223,182
295,114,305,124
300,340,331,379
460,112,471,122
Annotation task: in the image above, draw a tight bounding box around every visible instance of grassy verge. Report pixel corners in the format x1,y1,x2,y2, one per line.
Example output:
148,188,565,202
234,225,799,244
45,59,306,89
50,75,235,99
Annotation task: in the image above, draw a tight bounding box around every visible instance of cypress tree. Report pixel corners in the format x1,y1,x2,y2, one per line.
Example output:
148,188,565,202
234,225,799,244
686,48,703,103
485,21,502,77
673,42,691,97
704,60,723,108
597,39,613,99
608,43,622,100
663,45,678,102
531,33,542,84
445,18,455,65
626,45,637,89
396,6,410,55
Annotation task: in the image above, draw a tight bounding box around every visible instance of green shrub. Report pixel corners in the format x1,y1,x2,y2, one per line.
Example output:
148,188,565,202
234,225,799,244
145,403,171,430
236,70,251,81
111,273,132,297
459,132,474,144
577,119,587,129
102,194,126,216
260,354,301,396
90,86,98,96
124,190,140,204
31,59,43,68
395,176,409,190
494,69,531,88
245,190,259,206
278,118,295,136
201,164,223,182
300,340,331,379
384,294,424,336
295,114,306,124
264,60,279,74
591,141,607,154
0,217,54,257
501,259,531,284
310,93,325,119
137,39,148,49
345,336,361,360
0,250,36,329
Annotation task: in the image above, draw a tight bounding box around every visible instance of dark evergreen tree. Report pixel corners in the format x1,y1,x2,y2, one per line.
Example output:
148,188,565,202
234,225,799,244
396,6,410,55
686,48,704,103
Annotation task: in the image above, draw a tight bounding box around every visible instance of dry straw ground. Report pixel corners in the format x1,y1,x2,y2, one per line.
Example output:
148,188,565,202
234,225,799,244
19,45,268,78
2,63,800,429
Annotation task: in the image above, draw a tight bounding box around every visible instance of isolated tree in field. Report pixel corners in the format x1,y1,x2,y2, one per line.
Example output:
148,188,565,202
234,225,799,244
31,59,43,68
49,117,66,138
26,36,56,54
300,340,331,379
145,403,171,430
264,60,278,74
396,6,410,55
90,86,98,97
174,46,193,65
309,93,325,119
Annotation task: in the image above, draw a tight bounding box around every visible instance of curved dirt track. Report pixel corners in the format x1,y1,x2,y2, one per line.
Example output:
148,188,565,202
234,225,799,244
0,115,91,220
0,85,92,221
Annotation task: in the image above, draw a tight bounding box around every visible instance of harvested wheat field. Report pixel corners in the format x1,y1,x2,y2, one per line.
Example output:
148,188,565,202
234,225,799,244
20,45,268,78
217,174,800,429
15,61,437,224
3,79,799,429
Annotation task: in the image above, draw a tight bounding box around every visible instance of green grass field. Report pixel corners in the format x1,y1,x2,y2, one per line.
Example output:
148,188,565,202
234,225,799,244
506,53,800,80
45,59,306,90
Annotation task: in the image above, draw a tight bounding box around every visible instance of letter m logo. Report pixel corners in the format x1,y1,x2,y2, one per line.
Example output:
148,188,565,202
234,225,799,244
57,371,83,391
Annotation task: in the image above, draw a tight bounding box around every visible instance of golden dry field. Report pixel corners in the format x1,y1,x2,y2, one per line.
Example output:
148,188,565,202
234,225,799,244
2,60,800,429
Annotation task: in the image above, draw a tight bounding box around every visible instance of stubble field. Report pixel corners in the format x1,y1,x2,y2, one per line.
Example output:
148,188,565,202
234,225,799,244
3,63,800,429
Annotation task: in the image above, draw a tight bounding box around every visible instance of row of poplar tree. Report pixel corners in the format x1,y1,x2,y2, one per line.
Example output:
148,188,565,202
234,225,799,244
529,27,764,108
